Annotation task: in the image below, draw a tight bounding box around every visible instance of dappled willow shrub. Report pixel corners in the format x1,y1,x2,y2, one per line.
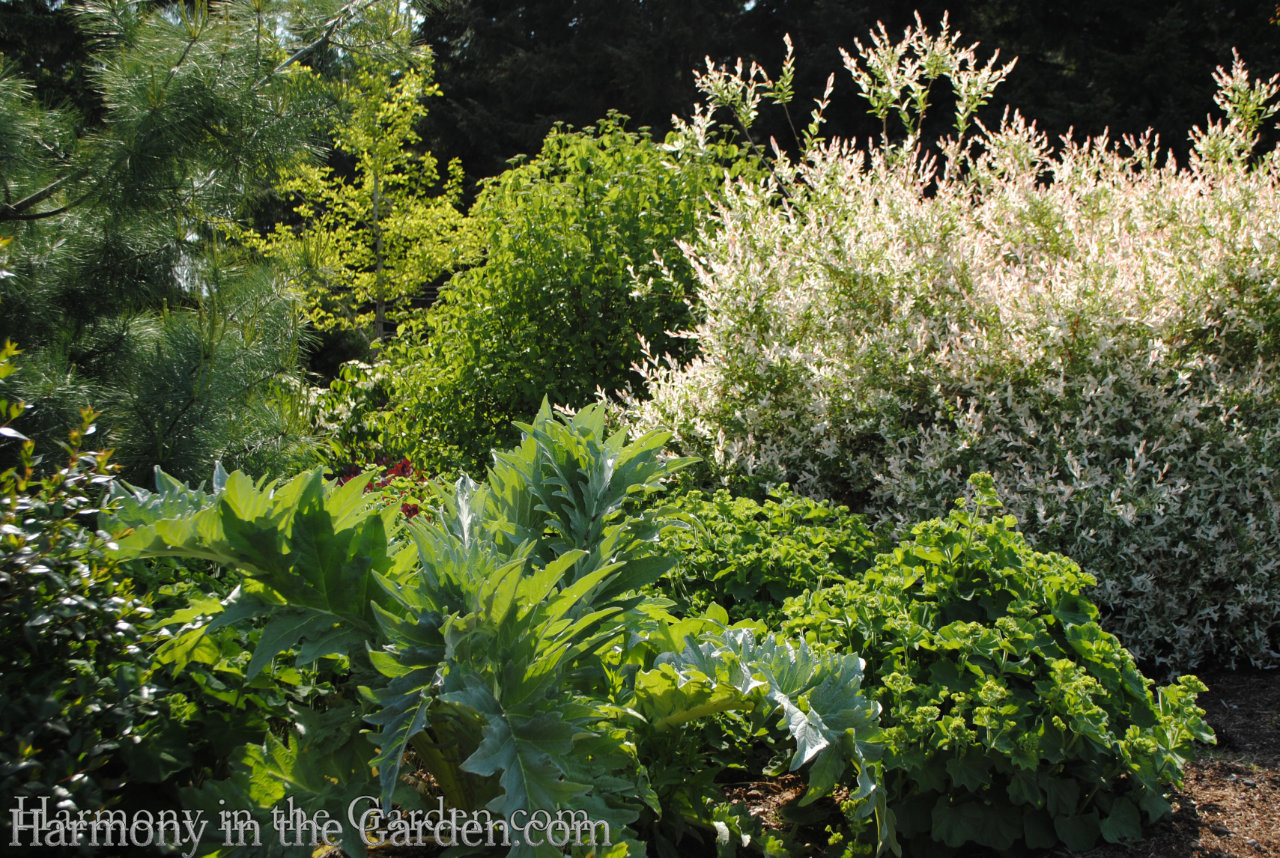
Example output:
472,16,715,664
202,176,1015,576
628,20,1280,671
783,475,1213,855
869,338,1280,673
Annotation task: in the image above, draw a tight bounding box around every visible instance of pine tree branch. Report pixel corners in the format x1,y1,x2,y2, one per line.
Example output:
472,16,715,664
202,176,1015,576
4,0,390,225
1,25,203,224
0,169,85,222
257,0,385,89
0,202,75,222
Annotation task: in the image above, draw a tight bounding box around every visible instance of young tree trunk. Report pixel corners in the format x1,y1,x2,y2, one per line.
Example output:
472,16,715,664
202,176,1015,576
372,168,386,341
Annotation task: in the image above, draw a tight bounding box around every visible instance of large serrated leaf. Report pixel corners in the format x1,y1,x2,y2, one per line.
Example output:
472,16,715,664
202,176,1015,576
245,610,337,680
367,665,437,808
446,684,591,819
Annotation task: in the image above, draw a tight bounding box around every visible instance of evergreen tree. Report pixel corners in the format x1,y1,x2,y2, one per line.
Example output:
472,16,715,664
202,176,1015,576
0,0,416,481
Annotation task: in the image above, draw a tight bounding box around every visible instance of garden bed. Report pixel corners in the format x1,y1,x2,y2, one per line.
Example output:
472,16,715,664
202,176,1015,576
363,669,1279,858
725,668,1280,858
861,668,1280,858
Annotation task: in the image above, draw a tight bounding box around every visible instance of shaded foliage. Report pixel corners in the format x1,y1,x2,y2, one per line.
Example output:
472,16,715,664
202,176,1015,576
415,0,750,187
0,0,101,122
0,0,420,482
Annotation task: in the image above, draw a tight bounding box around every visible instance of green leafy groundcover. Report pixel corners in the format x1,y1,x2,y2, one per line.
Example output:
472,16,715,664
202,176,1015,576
652,485,881,627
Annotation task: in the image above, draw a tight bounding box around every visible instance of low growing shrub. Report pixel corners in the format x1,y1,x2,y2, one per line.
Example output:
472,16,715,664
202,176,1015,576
0,345,159,837
0,449,149,834
1,345,338,852
653,485,881,625
783,475,1213,855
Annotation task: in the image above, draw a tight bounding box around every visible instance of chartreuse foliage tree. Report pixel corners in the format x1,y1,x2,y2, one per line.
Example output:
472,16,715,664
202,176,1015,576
104,403,889,857
0,0,418,482
237,48,472,345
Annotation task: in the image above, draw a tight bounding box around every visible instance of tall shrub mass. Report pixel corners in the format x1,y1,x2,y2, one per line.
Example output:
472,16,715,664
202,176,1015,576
344,117,754,476
627,19,1280,671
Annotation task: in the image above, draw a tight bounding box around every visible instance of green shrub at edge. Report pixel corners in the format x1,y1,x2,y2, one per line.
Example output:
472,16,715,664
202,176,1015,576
783,474,1214,855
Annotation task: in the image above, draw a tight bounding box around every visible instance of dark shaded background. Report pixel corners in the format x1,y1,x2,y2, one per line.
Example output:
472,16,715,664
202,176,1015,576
5,1,1279,184
413,0,1280,183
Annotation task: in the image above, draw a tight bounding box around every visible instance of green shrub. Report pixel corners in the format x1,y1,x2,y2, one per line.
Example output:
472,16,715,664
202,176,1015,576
1,344,327,852
783,475,1213,855
310,357,399,471
654,485,881,625
360,114,755,476
628,18,1280,671
0,344,156,833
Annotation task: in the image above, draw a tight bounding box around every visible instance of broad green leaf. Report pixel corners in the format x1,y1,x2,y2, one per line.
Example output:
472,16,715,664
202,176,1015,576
154,626,221,672
932,800,1019,851
1054,810,1102,853
1099,797,1141,844
367,665,438,807
245,610,337,680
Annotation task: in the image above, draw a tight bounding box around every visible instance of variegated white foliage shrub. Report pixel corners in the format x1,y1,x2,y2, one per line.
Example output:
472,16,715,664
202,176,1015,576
626,19,1280,672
